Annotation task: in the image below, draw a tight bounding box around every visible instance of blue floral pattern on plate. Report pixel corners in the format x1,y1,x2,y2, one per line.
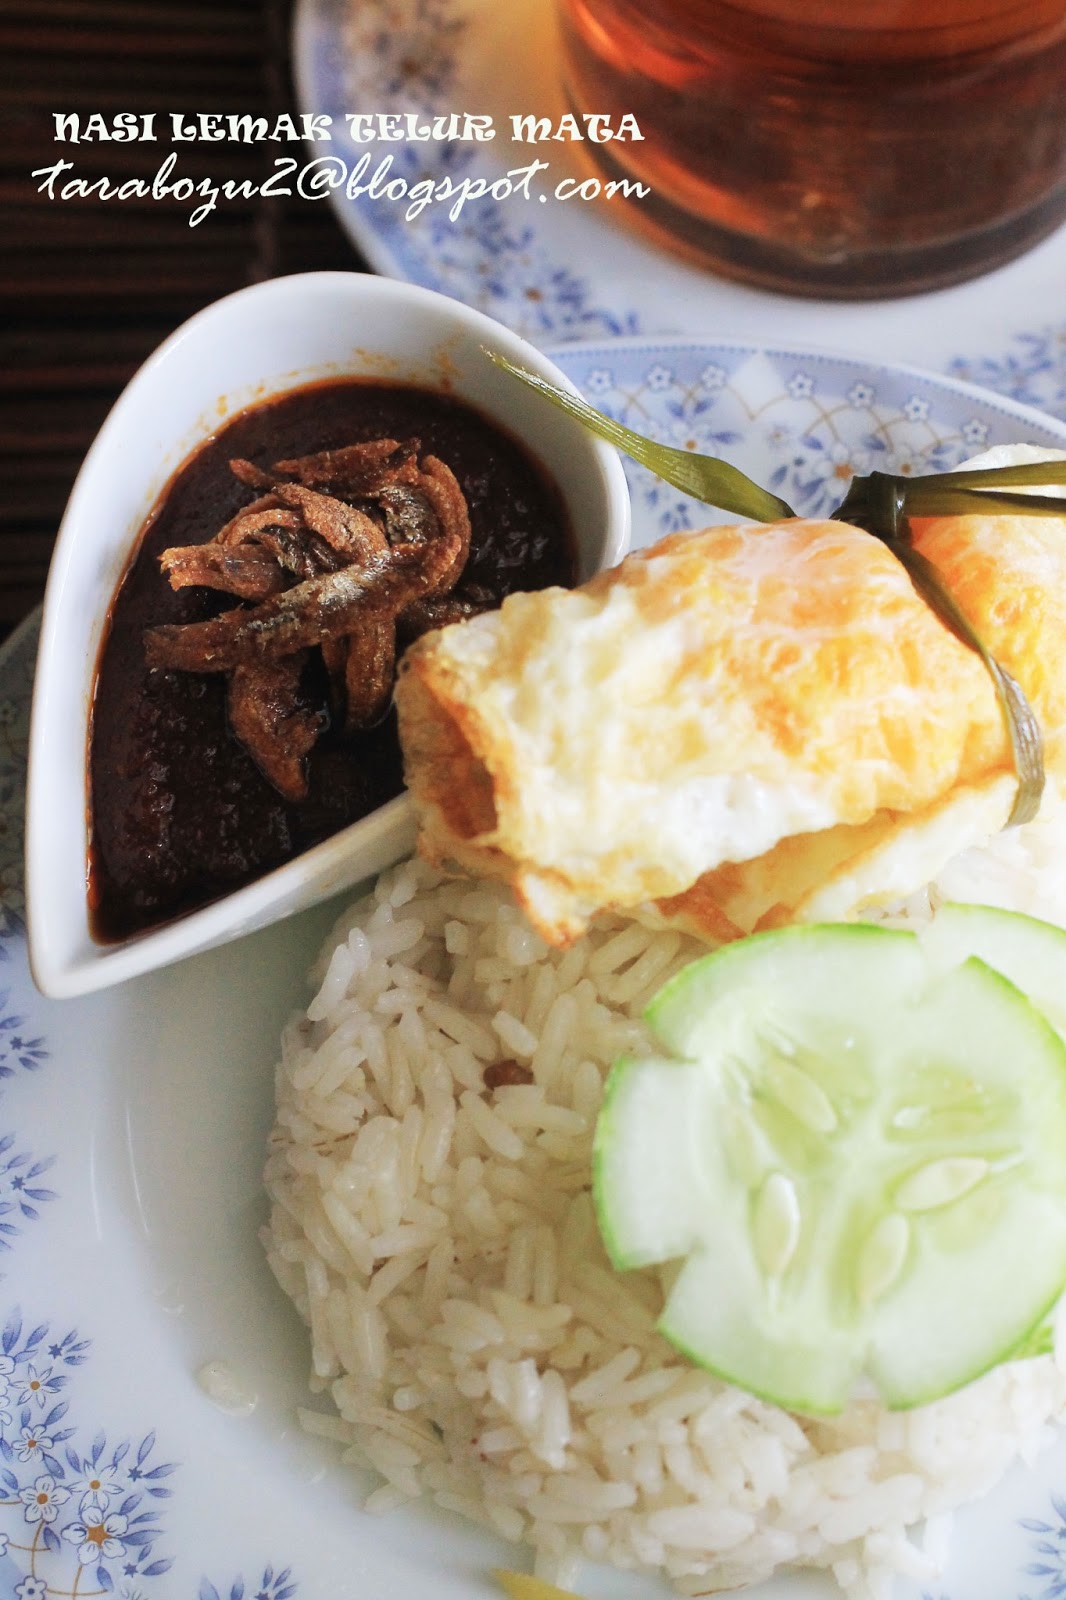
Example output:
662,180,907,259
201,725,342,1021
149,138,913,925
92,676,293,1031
0,623,295,1600
301,0,641,342
949,329,1066,423
0,627,53,1271
198,1569,297,1600
295,0,1066,403
549,340,1066,541
7,341,1066,1598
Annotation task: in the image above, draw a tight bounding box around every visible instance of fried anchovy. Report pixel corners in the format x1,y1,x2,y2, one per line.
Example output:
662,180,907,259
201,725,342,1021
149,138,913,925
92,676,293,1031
272,438,419,495
148,439,477,798
415,455,471,590
216,506,303,548
226,652,323,803
223,515,341,580
145,563,394,671
159,543,290,601
272,482,390,562
148,463,471,676
343,615,398,731
378,484,440,546
320,634,349,720
228,457,277,491
214,492,285,543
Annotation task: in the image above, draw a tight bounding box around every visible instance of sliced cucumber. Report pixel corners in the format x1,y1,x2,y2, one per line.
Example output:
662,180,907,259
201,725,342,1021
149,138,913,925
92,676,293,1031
921,901,1066,1039
921,903,1066,1365
593,921,1066,1414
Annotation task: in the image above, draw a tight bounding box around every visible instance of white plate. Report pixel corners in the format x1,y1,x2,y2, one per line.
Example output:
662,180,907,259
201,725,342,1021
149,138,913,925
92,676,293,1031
8,340,1066,1600
294,0,1066,420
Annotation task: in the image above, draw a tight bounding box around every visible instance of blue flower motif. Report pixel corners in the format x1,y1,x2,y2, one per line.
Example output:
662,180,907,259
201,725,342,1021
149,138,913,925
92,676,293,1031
69,1456,122,1508
15,1579,46,1600
200,1567,297,1600
322,0,645,345
16,1424,53,1462
1017,1493,1066,1597
786,372,814,400
962,418,990,446
0,1143,58,1240
948,327,1066,417
917,438,972,475
903,394,931,422
47,1328,91,1366
585,368,613,395
645,363,673,391
847,381,875,407
421,204,640,340
699,362,728,391
771,435,874,517
0,1002,48,1081
20,1471,70,1523
18,1364,61,1409
763,421,795,451
63,1505,130,1565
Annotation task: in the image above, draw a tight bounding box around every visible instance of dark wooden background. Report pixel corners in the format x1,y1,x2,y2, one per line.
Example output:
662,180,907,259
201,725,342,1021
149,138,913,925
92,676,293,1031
1,0,367,638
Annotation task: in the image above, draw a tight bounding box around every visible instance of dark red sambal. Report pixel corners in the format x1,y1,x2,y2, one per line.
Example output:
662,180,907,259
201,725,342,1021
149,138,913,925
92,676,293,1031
89,378,575,941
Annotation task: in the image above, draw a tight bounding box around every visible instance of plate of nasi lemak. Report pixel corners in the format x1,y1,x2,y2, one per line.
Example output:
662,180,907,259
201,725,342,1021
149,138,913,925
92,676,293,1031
13,305,1066,1600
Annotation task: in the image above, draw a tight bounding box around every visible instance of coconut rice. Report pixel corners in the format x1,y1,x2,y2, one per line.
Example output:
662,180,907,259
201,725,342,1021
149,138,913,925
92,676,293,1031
262,856,1066,1600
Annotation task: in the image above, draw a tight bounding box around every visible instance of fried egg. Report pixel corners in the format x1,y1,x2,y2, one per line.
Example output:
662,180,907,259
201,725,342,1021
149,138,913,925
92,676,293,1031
395,448,1066,944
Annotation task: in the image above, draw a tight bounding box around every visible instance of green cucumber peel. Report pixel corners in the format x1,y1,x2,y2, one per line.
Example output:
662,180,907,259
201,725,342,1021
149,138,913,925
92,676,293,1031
593,916,1066,1415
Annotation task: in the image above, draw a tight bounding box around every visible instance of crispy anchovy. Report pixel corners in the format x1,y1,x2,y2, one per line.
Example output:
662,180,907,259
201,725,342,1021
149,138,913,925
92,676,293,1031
148,468,467,669
344,615,398,731
145,564,392,671
303,532,347,573
336,477,472,723
159,544,291,601
245,529,320,580
378,484,440,546
272,482,390,562
320,634,349,719
224,515,339,580
214,492,285,543
216,506,303,548
226,652,323,803
415,456,471,590
229,457,277,491
148,438,477,784
144,535,470,673
272,438,418,495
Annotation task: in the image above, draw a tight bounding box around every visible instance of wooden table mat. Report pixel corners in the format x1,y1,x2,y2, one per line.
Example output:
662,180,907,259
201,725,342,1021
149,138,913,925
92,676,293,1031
0,0,365,635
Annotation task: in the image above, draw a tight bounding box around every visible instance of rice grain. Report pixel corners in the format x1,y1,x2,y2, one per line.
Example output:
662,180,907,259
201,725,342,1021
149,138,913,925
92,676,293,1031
263,859,1066,1600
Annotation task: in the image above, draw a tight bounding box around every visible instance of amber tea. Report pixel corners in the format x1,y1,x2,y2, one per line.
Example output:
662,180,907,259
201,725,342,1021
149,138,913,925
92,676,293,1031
558,0,1066,297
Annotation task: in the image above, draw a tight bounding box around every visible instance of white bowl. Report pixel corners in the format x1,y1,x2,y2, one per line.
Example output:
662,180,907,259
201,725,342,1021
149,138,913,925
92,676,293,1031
26,272,631,999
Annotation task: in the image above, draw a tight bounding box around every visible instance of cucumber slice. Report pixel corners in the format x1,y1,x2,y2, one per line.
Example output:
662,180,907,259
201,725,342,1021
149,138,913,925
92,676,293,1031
921,903,1066,1366
921,902,1066,1039
593,922,1066,1414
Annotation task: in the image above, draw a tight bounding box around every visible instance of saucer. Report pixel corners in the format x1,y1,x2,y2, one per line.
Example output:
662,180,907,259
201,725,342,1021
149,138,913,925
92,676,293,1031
293,0,1066,421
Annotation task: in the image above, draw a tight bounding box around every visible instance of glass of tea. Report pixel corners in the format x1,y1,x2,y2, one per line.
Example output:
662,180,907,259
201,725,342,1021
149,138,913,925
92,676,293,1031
557,0,1066,298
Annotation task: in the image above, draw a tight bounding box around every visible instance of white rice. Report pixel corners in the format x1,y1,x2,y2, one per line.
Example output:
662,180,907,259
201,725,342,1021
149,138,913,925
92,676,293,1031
262,853,1066,1600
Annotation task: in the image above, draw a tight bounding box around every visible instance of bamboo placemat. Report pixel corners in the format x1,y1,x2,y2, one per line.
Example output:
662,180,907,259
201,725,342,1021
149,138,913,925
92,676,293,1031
0,0,364,634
